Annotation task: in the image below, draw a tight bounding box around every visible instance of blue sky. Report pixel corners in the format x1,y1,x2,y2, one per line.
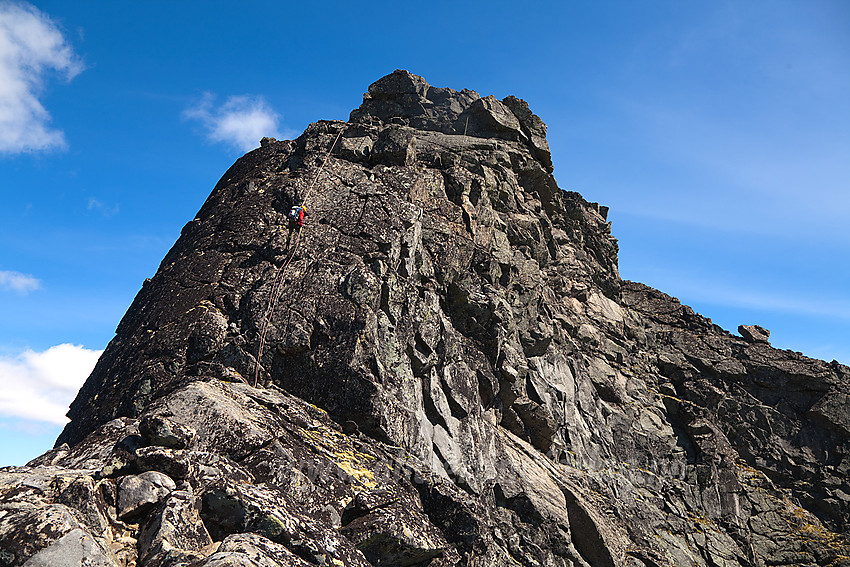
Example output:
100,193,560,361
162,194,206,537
1,1,848,465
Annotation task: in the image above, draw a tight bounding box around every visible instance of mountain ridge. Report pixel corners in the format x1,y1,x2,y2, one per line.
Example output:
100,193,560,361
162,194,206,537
2,70,848,567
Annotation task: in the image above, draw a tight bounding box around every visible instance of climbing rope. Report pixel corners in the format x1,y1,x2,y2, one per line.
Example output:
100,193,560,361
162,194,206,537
253,126,344,387
458,116,470,165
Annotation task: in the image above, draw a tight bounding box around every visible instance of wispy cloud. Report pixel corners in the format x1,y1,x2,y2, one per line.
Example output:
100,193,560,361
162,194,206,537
651,275,850,321
598,3,850,244
183,93,287,152
0,344,101,424
87,197,120,217
0,269,40,293
0,416,57,436
0,1,83,154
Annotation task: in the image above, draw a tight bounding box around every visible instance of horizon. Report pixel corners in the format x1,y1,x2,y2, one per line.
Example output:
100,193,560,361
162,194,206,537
1,0,848,466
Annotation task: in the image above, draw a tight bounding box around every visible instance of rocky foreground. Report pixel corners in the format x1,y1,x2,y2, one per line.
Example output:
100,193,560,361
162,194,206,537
2,71,848,567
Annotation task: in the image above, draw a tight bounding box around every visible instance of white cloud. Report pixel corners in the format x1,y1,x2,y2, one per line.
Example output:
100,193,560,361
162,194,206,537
183,93,285,152
0,269,40,293
0,1,83,153
0,344,101,424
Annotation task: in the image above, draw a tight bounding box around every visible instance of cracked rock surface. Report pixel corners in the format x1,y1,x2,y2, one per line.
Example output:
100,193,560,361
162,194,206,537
2,70,848,567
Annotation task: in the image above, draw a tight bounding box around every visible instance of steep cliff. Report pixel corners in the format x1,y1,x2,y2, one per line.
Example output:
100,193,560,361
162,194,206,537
2,70,848,567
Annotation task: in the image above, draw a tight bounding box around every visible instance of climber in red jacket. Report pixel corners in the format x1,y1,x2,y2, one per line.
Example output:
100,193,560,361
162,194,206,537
288,204,306,228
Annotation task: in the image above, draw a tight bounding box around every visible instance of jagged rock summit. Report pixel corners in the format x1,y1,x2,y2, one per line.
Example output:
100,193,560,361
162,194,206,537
2,70,849,567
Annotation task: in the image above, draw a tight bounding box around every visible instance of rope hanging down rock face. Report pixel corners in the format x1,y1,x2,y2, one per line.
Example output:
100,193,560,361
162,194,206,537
253,127,344,387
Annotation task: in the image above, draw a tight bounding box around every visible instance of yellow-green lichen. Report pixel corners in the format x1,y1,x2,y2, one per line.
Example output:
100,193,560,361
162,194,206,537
299,426,378,489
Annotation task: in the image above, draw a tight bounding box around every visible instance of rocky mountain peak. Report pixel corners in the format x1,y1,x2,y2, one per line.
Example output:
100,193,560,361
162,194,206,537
2,71,848,567
350,70,552,171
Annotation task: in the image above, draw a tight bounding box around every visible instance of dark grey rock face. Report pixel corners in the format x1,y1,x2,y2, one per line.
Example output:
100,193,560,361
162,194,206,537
2,70,848,567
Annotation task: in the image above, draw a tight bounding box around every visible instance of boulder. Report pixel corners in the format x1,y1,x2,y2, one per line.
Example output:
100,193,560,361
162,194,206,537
137,489,214,566
20,528,116,567
139,415,195,449
738,324,770,343
117,471,175,520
